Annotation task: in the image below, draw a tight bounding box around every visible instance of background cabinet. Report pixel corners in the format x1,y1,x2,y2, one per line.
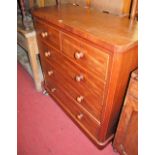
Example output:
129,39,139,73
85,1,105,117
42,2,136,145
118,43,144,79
113,69,138,155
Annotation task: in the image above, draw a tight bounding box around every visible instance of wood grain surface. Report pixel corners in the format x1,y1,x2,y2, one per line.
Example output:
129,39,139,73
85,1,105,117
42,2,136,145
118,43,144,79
32,4,138,148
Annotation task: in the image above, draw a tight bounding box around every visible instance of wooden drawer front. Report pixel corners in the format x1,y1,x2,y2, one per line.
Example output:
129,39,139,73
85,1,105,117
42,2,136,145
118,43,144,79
58,55,105,98
17,32,28,51
61,33,109,81
34,19,60,50
39,41,61,64
41,60,103,122
44,78,100,138
39,41,105,97
39,42,105,122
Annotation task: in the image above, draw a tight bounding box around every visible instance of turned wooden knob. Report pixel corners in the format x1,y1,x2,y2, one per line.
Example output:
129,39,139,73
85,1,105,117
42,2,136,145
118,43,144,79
48,70,54,76
75,74,84,82
41,32,48,38
74,51,84,60
45,51,51,57
76,96,84,103
51,88,56,93
77,113,84,120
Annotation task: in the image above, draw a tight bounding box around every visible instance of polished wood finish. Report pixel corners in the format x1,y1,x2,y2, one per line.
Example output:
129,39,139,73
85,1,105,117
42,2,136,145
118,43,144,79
32,4,137,52
32,4,138,148
44,77,100,138
113,69,138,155
61,33,109,81
34,19,60,50
38,41,105,122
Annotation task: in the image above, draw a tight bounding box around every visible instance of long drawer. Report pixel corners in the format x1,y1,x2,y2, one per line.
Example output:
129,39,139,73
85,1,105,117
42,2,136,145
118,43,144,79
34,19,60,50
42,59,103,122
61,33,110,81
40,42,105,122
44,77,100,138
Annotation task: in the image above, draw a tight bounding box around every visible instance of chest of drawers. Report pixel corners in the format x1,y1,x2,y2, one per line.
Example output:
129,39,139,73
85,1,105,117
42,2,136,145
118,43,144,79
32,4,138,148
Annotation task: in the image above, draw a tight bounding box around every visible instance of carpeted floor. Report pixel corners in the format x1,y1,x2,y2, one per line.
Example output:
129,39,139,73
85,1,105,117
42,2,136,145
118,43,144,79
17,63,119,155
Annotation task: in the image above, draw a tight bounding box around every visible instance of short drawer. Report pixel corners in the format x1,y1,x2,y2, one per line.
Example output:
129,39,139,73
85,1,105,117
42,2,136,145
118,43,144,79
61,33,109,81
38,41,61,64
44,78,100,138
34,19,60,50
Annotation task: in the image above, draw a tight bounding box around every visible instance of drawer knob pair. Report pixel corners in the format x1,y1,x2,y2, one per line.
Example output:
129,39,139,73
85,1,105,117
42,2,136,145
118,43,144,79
48,70,54,76
51,88,56,93
45,51,51,57
77,113,84,120
41,32,48,38
76,96,84,103
74,51,84,60
75,74,84,82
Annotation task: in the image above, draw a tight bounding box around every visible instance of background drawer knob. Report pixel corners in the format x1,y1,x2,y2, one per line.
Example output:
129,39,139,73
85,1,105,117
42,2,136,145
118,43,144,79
51,88,56,93
77,113,84,120
76,96,84,103
75,74,84,82
41,32,48,38
45,51,51,57
74,51,84,60
48,70,54,76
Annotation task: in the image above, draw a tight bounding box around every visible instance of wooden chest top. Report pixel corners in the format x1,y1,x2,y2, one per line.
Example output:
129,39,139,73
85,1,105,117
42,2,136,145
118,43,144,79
32,4,138,52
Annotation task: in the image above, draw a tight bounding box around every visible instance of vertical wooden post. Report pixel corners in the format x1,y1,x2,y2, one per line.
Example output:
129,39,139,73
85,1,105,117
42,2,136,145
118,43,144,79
86,0,91,8
55,0,58,6
130,0,138,20
26,35,42,91
122,0,132,16
19,0,26,17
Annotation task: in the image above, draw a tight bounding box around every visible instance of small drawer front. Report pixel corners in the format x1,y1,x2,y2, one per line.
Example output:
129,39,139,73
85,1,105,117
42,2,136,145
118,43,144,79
34,19,60,50
38,41,61,64
61,33,109,81
17,32,28,51
45,78,100,138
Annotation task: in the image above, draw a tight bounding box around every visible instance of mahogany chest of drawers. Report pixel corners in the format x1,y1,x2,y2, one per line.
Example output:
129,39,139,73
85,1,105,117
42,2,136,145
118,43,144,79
32,4,138,148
